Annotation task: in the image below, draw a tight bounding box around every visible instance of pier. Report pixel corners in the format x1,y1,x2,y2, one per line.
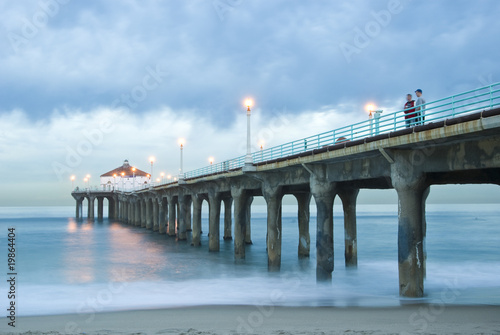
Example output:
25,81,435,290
72,83,500,297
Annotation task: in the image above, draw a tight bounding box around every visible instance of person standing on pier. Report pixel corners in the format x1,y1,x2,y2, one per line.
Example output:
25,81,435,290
415,89,426,125
404,94,416,128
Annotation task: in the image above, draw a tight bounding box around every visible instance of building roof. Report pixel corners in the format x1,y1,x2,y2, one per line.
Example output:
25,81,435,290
100,160,149,177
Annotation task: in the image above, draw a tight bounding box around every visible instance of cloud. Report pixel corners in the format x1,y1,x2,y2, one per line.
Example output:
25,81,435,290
1,0,500,205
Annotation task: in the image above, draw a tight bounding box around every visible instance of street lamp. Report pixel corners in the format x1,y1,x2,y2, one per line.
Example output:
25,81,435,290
83,177,88,190
259,140,264,162
178,138,185,180
132,167,136,190
113,173,117,191
243,98,256,171
167,174,172,183
209,156,214,173
160,172,165,184
121,171,125,191
86,174,91,190
365,103,382,135
149,156,155,182
70,175,75,190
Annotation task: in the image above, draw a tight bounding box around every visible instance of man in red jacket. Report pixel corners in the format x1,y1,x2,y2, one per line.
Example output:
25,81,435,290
404,94,416,128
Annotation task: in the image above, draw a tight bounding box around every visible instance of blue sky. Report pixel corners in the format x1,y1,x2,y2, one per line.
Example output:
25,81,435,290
0,0,499,206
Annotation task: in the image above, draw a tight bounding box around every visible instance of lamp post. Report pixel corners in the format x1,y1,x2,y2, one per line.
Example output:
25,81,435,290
365,103,383,136
113,173,117,191
167,174,172,184
243,98,256,171
83,177,88,190
70,175,75,190
121,172,125,191
132,167,136,191
178,138,185,180
259,140,265,162
366,104,375,136
160,172,165,184
86,174,91,190
209,156,214,173
149,156,155,183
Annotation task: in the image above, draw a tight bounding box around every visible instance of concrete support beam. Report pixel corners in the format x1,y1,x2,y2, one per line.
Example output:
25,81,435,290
294,193,311,258
223,197,233,240
262,184,284,271
310,169,336,281
208,191,222,252
168,196,176,236
231,187,248,259
191,194,203,246
391,157,429,298
97,197,104,220
338,188,359,267
245,196,253,245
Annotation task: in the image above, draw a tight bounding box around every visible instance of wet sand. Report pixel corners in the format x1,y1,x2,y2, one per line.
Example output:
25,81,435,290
3,304,500,334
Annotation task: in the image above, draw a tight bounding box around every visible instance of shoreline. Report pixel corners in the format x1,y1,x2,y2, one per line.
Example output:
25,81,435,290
5,304,500,335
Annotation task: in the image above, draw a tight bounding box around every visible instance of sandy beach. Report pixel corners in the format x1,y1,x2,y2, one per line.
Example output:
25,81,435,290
3,304,499,335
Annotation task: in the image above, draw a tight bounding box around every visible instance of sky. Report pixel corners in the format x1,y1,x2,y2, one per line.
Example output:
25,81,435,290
0,0,499,206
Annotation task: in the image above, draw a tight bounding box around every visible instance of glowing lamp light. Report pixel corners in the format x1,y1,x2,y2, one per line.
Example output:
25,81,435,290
209,156,214,165
365,104,376,113
244,98,253,110
149,156,155,163
178,138,185,147
70,175,75,181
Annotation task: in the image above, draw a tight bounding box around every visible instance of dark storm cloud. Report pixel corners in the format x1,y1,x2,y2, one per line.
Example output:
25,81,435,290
1,0,499,124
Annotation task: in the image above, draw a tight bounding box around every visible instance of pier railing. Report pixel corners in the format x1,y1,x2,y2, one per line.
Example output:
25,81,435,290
182,82,500,180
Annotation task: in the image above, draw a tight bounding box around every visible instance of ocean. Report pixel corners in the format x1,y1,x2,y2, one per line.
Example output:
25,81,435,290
0,204,499,317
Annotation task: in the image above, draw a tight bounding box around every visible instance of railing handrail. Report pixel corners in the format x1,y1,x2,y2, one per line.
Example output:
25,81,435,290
180,82,500,180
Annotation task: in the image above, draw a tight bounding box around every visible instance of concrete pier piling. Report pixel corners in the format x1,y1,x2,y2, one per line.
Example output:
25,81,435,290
263,184,284,272
146,199,153,229
191,194,203,246
97,198,104,220
310,170,336,281
178,195,191,240
223,197,233,240
208,191,222,252
167,197,176,236
338,188,359,267
244,196,253,245
159,198,167,233
231,187,248,259
88,196,95,220
391,156,428,298
153,200,159,231
294,193,311,258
